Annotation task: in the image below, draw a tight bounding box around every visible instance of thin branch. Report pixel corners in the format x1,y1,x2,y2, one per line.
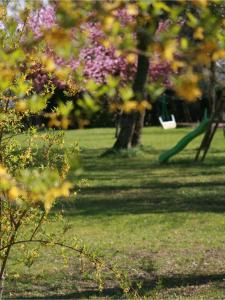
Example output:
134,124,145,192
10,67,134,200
0,209,28,278
0,238,139,297
0,239,91,257
29,212,45,241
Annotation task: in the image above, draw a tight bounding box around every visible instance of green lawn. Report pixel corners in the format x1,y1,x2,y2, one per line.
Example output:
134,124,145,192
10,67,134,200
5,127,225,299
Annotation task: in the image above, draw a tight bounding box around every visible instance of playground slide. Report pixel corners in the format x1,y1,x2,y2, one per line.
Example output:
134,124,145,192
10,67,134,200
159,117,210,164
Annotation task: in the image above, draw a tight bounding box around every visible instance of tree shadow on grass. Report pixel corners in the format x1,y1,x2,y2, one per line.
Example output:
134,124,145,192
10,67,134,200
63,192,225,216
141,273,225,289
14,272,225,299
80,147,225,172
60,148,225,216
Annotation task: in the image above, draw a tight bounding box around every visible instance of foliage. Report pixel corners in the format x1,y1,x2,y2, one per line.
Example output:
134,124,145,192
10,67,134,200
0,89,74,298
0,2,74,298
4,127,225,299
1,0,225,298
23,1,225,105
1,0,223,121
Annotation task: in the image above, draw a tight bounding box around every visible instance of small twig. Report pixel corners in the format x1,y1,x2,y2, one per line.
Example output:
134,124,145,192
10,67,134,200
0,238,140,298
29,212,45,241
0,209,28,278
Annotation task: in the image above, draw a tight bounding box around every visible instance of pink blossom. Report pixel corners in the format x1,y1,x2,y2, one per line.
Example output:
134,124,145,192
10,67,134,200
28,5,56,38
27,6,172,89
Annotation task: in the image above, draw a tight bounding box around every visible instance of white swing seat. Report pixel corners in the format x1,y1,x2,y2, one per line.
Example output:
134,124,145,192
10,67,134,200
159,114,177,129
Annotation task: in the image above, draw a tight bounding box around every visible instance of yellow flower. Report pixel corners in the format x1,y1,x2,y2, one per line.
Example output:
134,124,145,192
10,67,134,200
115,50,122,57
0,165,7,175
60,118,70,129
171,60,185,72
137,101,152,112
0,5,6,18
163,40,177,62
104,16,115,31
44,189,57,212
60,182,71,197
45,59,56,72
122,101,137,113
44,183,71,213
8,186,21,200
175,73,201,102
48,117,61,128
195,52,211,65
45,28,69,47
126,53,137,64
193,0,208,7
212,50,225,61
127,4,138,16
15,100,27,112
102,39,111,49
193,27,204,40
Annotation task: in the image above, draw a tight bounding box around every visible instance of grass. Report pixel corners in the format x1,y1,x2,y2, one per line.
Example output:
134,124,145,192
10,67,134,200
4,127,225,299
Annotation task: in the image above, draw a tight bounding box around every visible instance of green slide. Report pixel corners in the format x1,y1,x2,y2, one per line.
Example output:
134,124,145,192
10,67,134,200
159,116,210,164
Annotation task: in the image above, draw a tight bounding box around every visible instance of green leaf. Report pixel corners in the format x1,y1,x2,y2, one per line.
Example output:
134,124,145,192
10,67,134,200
119,86,133,102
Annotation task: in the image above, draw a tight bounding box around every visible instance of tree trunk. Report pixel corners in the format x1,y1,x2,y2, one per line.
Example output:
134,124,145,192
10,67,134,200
113,112,136,149
114,109,122,138
113,20,150,150
131,110,146,147
0,275,4,300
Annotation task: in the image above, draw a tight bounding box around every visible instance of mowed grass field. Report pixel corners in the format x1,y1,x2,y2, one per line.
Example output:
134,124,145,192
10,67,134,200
5,127,225,299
